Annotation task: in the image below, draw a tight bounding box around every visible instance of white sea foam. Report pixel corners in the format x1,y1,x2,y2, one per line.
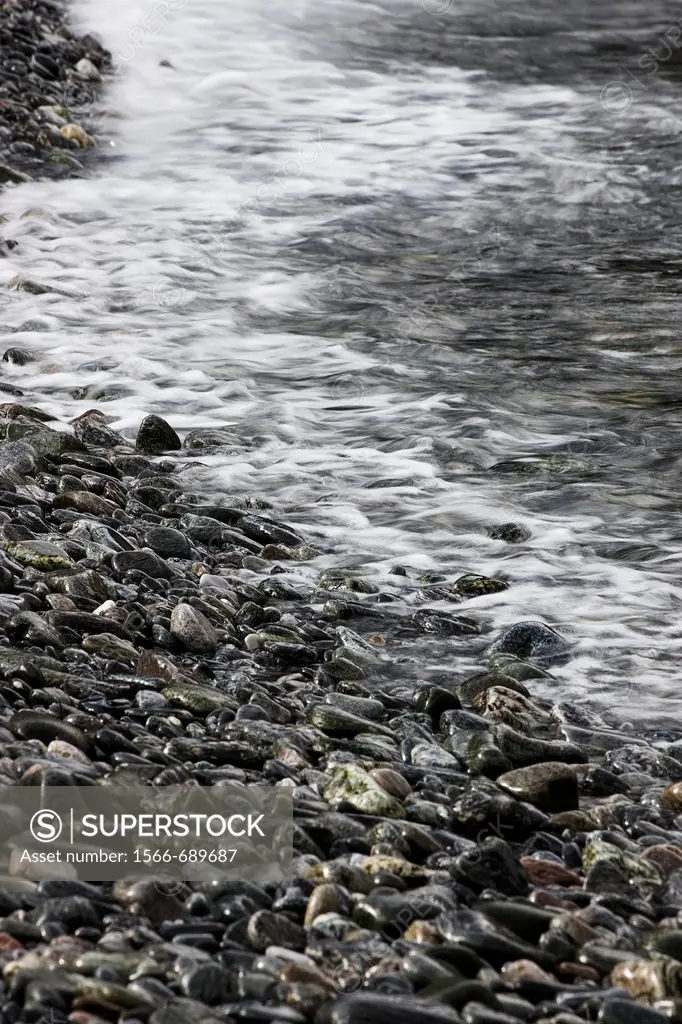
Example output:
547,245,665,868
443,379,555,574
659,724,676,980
1,0,681,718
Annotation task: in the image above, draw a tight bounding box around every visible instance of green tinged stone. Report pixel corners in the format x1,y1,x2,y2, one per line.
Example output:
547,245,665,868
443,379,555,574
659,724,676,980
307,705,393,738
162,683,238,715
4,540,75,572
451,573,509,599
582,836,664,887
324,764,404,818
318,570,377,594
487,653,552,681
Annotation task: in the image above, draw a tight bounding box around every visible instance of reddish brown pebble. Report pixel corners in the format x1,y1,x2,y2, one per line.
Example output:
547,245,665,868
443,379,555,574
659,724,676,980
557,962,600,983
0,404,53,422
520,856,582,887
554,913,598,946
369,768,412,800
277,963,335,991
501,959,556,985
0,932,22,952
70,408,109,424
528,889,576,910
641,844,682,876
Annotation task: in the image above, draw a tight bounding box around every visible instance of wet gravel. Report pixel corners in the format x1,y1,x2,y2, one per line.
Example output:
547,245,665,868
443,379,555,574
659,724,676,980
0,0,112,189
0,397,674,1023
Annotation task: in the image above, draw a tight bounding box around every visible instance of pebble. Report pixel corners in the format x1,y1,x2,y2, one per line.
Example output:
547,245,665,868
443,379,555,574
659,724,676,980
496,762,579,812
5,538,75,571
597,1001,669,1023
135,414,182,453
486,620,571,660
169,603,218,655
324,765,404,817
247,910,306,952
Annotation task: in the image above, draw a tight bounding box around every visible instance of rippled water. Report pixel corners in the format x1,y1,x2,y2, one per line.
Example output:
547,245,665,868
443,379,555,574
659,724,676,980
2,0,682,720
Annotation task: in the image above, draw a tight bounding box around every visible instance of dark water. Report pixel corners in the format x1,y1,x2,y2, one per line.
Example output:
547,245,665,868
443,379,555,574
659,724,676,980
2,0,682,720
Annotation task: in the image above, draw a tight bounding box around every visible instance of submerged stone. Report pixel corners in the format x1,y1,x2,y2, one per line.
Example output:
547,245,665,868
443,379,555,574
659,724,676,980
486,620,570,661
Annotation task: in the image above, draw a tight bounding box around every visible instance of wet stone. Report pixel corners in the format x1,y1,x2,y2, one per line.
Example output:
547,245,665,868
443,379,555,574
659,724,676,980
486,620,570,661
4,539,75,571
450,780,536,841
324,764,404,817
597,1001,669,1024
135,415,182,453
368,768,412,800
413,685,462,718
179,963,231,1005
641,845,682,876
605,745,682,779
9,710,93,753
451,574,509,600
474,685,551,732
325,693,386,720
451,838,530,896
611,959,682,1004
82,633,138,663
112,548,177,580
247,909,306,951
241,513,304,548
496,762,579,813
457,672,531,705
410,609,480,635
307,705,392,738
353,888,452,938
494,724,588,768
445,728,514,778
459,1005,524,1024
170,603,218,655
661,782,682,812
487,522,531,543
46,610,135,642
477,900,555,944
163,682,236,714
436,908,554,970
73,417,128,449
6,610,65,648
144,526,192,559
305,883,346,926
53,490,121,517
